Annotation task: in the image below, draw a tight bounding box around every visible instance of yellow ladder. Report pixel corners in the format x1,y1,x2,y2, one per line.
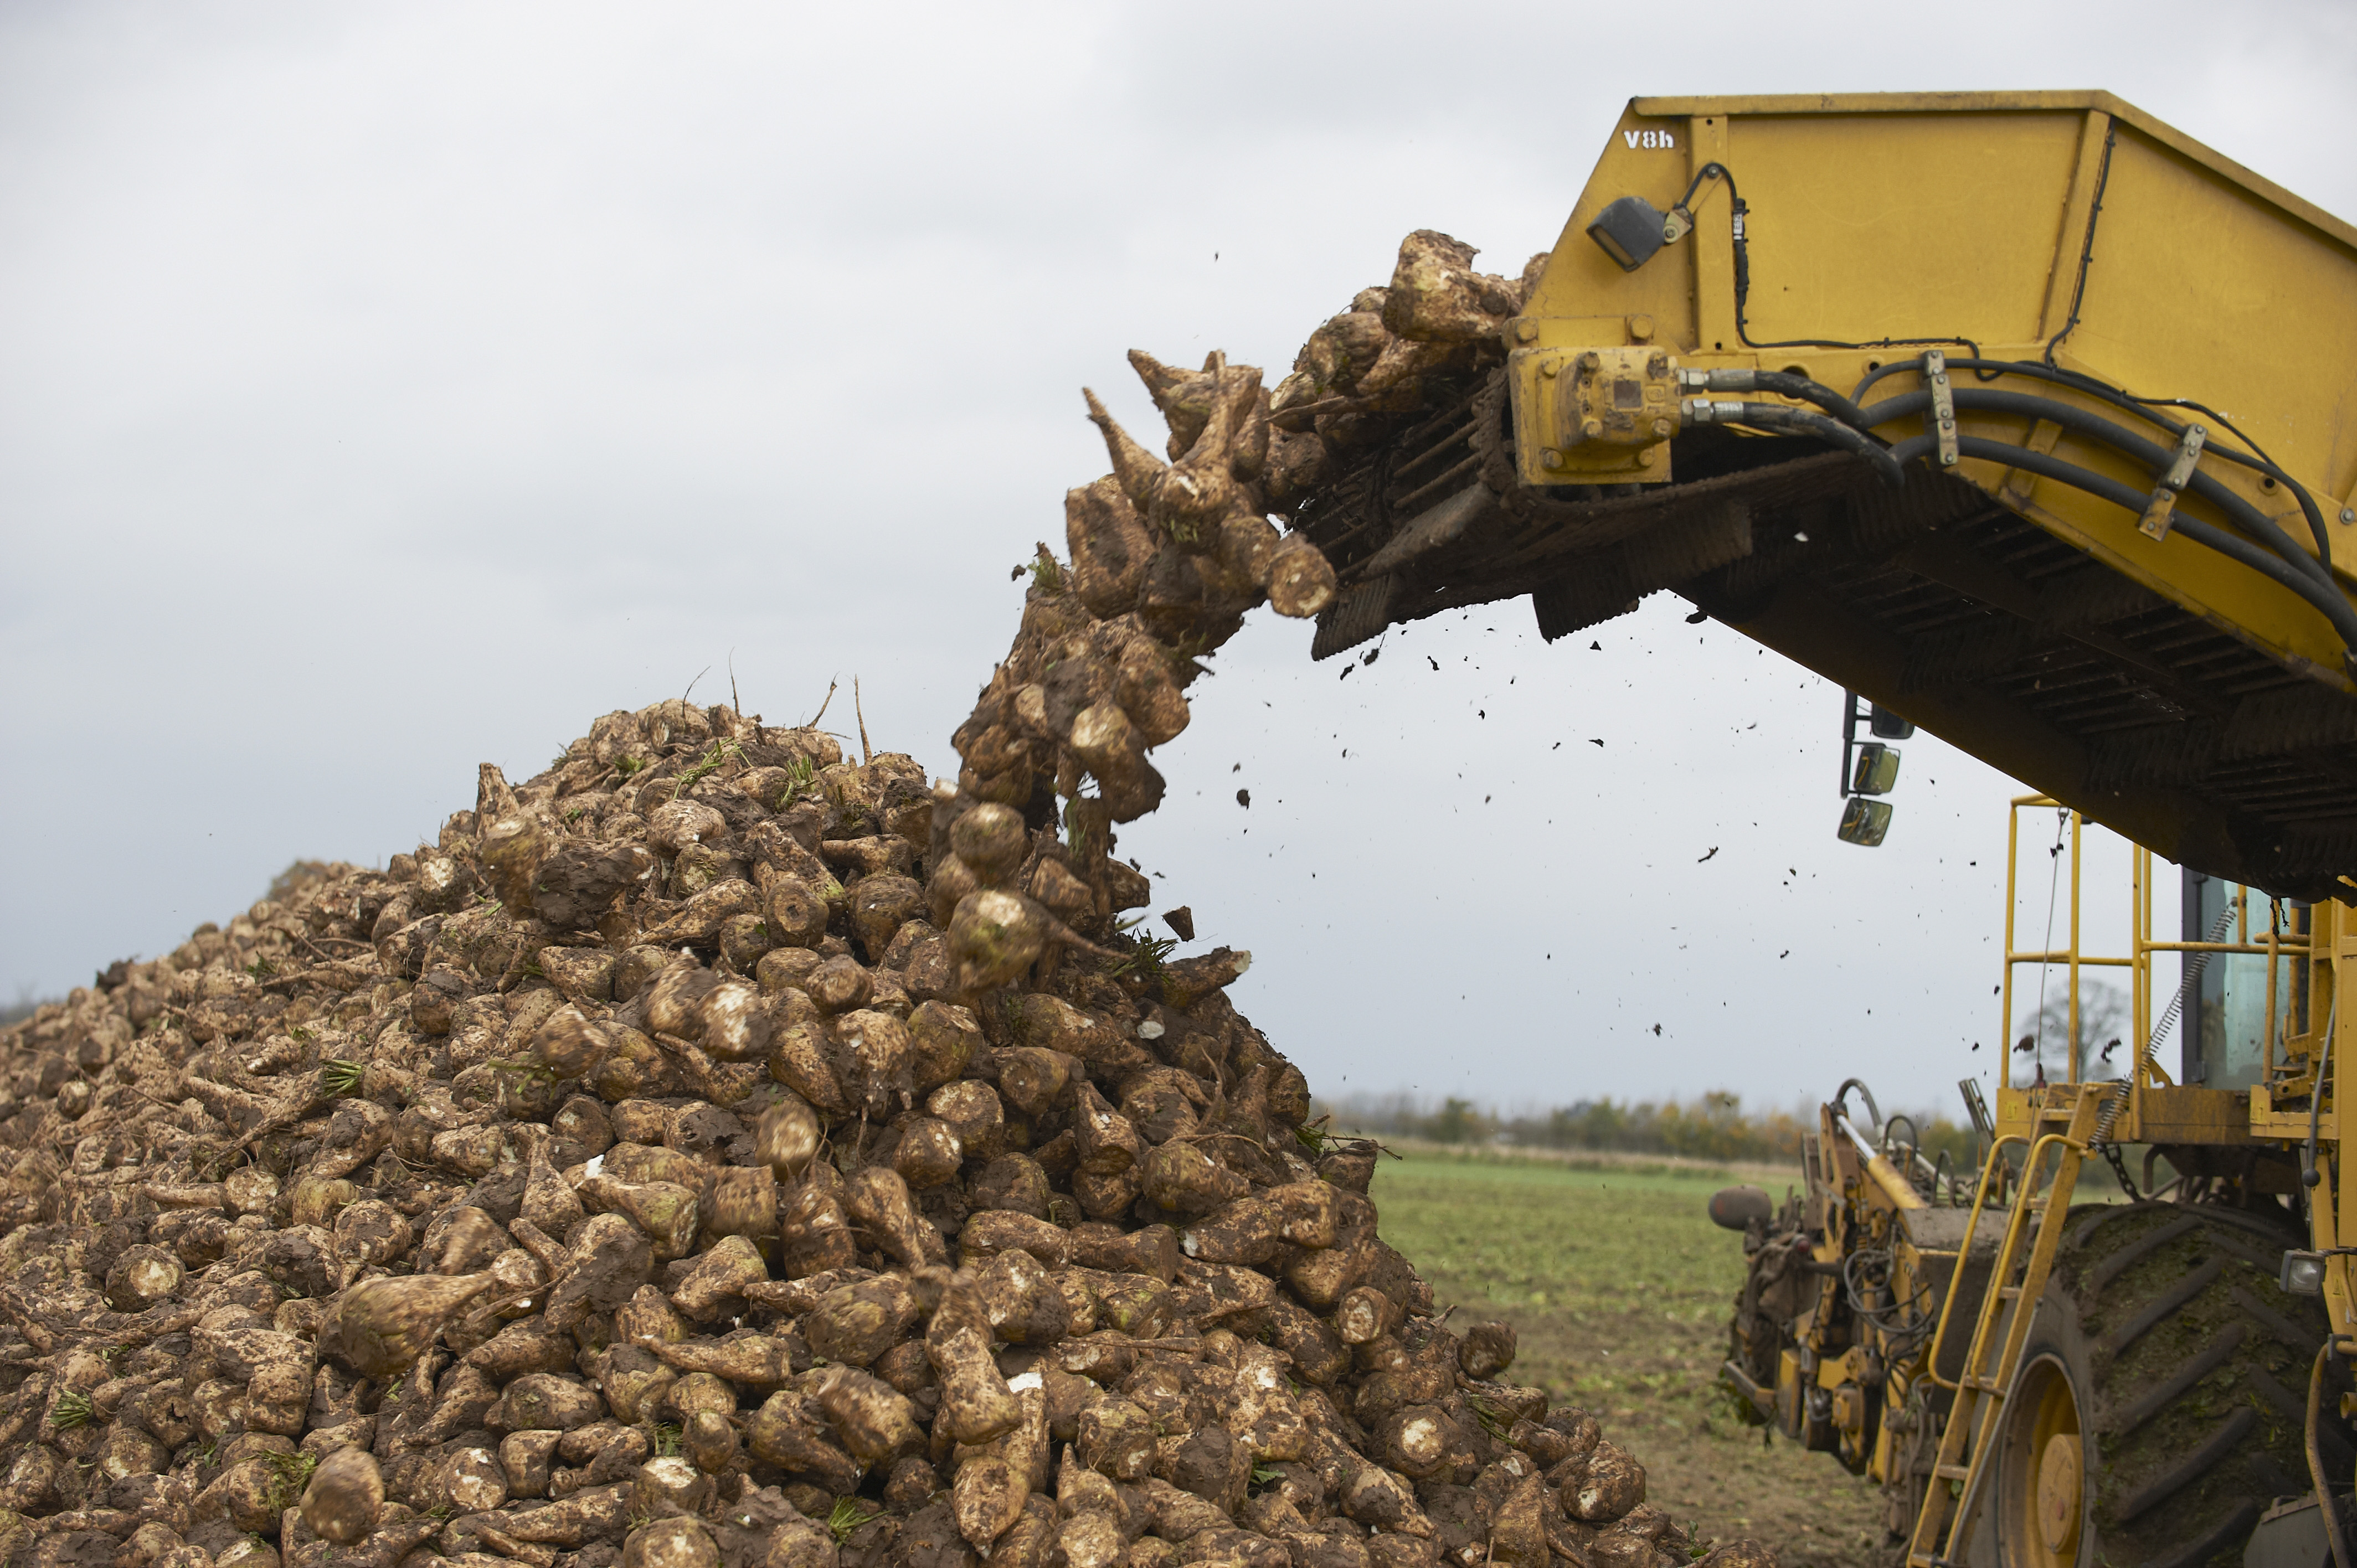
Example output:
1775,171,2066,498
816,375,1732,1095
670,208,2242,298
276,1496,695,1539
1906,1083,2106,1568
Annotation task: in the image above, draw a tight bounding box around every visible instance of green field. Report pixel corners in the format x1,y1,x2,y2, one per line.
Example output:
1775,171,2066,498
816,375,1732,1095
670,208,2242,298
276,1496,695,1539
1368,1150,1886,1568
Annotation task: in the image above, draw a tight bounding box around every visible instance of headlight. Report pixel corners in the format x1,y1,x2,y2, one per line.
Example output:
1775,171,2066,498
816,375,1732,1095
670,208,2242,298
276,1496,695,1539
2282,1250,2327,1295
1586,195,1669,272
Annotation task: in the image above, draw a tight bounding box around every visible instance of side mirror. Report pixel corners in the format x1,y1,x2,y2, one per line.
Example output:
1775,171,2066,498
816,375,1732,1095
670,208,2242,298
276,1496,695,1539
1850,742,1901,795
1869,704,1916,740
1838,690,1904,845
1838,797,1892,847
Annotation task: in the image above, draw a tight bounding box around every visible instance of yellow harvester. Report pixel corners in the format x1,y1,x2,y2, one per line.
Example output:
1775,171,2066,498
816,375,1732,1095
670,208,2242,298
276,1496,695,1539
1283,92,2357,1568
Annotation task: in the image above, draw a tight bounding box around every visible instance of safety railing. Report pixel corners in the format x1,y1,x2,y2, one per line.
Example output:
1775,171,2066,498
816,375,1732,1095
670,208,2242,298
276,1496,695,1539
1918,1131,2030,1392
2000,795,2309,1134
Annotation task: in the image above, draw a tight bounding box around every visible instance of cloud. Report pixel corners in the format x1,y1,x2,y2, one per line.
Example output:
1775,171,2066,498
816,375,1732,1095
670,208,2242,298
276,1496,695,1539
2,0,2346,1112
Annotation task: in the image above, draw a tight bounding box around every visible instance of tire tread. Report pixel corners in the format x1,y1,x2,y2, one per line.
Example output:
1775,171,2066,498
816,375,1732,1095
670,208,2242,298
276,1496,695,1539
2070,1201,2160,1250
2096,1255,2225,1359
2083,1214,2200,1295
2031,1206,2340,1568
2115,1405,2254,1522
2108,1322,2244,1435
2250,1365,2355,1471
2230,1282,2321,1355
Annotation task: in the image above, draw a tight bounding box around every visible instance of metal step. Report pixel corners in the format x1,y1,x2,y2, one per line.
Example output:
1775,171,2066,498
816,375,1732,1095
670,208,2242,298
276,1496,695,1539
1903,1084,2108,1568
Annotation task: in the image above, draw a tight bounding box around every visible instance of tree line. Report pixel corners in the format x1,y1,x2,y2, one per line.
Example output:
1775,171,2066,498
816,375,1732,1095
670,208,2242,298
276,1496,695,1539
1318,1089,1979,1170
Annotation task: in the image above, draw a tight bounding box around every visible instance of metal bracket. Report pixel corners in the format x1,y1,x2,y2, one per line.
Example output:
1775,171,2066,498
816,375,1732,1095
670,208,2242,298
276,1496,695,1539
1923,350,1958,468
2138,423,2206,540
1660,165,1728,249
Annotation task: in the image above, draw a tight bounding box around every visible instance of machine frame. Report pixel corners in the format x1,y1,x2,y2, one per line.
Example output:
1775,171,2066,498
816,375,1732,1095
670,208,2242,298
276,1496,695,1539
1720,801,2353,1566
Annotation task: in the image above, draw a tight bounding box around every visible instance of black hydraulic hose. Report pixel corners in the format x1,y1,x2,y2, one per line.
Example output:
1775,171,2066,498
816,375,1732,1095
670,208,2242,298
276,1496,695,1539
1852,355,2335,571
1710,370,1876,433
1864,386,2338,598
1885,431,2357,662
1712,403,1906,489
1833,1077,1883,1131
1870,366,2335,570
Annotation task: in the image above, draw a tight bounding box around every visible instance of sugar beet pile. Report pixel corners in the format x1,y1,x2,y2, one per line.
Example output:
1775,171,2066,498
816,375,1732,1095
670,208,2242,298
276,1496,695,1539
0,232,1773,1568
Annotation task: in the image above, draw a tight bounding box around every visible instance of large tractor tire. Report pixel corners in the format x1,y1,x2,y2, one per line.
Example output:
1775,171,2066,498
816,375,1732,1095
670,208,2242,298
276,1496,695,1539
1980,1201,2343,1568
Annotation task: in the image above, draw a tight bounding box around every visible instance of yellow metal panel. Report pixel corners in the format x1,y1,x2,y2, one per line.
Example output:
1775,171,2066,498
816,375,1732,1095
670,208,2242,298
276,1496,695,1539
2128,1086,2261,1145
2065,128,2357,499
1718,111,2083,350
1519,91,2357,743
1525,104,1704,346
1631,91,2357,253
2329,1155,2355,1340
1687,114,1736,354
1993,1083,2031,1141
1816,1345,1871,1389
2038,113,2116,338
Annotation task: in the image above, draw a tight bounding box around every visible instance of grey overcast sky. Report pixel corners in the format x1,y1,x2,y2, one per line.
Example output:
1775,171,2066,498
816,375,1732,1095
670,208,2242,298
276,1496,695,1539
4,1,2351,1118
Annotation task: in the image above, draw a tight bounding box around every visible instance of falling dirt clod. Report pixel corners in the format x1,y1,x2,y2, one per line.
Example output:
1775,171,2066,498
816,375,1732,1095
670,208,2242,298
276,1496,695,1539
0,230,1774,1568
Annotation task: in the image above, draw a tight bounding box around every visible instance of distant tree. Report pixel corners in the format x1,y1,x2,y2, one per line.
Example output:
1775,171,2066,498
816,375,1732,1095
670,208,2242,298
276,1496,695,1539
1555,1100,1628,1148
1425,1097,1486,1144
1318,1088,1900,1169
2015,977,2129,1078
